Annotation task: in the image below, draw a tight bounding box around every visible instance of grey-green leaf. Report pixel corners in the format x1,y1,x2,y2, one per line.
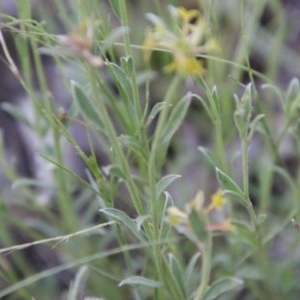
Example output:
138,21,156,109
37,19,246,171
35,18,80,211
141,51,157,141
71,80,103,129
100,208,146,242
118,276,163,288
155,174,181,199
108,0,121,18
1,102,32,128
168,253,187,298
215,168,246,204
146,102,166,126
188,209,208,242
162,92,192,144
204,277,244,300
198,146,218,167
106,62,132,103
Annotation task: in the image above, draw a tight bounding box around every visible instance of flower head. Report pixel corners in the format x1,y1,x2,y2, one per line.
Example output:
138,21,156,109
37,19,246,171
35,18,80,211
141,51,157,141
143,6,219,76
205,189,226,213
57,20,103,67
167,206,188,226
166,189,233,241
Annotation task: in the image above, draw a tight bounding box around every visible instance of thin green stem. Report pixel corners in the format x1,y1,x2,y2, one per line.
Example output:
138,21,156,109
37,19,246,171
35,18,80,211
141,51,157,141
118,0,144,126
30,36,78,231
148,75,182,236
194,237,213,300
147,75,183,300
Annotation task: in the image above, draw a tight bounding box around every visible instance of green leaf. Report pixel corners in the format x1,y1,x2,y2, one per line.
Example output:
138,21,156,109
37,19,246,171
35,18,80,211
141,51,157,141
71,81,103,129
106,62,132,104
168,253,187,299
100,208,146,242
248,114,265,141
185,252,201,286
215,168,246,205
233,220,258,246
17,0,31,18
107,165,127,181
193,94,213,120
204,277,243,300
101,27,128,53
155,174,181,199
136,215,150,231
118,276,163,288
108,0,121,18
286,77,300,115
118,134,142,154
162,92,192,144
68,95,80,119
211,85,220,114
188,209,208,242
68,266,89,300
198,146,218,167
146,102,166,126
1,102,32,128
12,178,53,189
236,265,263,280
159,191,172,241
121,56,134,77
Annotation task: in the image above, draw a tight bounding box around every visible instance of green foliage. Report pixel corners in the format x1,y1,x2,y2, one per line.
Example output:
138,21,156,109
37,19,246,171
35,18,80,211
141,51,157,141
0,0,300,299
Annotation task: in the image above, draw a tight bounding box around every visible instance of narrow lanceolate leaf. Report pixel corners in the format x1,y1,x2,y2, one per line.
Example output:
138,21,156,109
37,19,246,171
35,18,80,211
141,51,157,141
188,209,208,242
198,146,218,167
204,277,244,300
118,276,163,288
99,208,146,242
108,0,121,18
215,168,246,204
146,102,166,126
155,174,181,199
168,253,187,299
185,252,201,283
106,62,132,104
233,220,258,247
71,80,103,129
1,102,32,128
161,92,192,144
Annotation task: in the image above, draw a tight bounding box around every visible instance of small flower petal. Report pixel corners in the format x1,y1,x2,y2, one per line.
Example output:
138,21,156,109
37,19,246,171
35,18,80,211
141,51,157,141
167,206,188,226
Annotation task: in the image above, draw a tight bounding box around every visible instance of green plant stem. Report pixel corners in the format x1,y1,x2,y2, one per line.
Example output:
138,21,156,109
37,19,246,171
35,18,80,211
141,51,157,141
240,120,280,300
194,237,212,300
118,0,144,127
148,74,182,237
214,119,228,172
147,74,183,299
86,65,144,216
30,36,78,231
200,77,228,172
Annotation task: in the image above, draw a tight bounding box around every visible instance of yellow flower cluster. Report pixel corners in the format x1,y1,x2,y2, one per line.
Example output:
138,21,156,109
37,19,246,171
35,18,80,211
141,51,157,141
167,189,234,233
143,6,219,76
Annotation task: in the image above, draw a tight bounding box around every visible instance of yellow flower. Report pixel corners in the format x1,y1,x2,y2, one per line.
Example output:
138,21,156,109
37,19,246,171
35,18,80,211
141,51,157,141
167,190,233,239
143,6,218,76
164,57,205,76
177,6,200,23
167,206,188,226
206,189,226,213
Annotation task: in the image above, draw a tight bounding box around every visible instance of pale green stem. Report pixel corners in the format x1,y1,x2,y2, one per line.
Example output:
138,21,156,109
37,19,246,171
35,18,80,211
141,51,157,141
86,66,144,216
194,237,212,300
148,75,182,237
147,75,183,300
